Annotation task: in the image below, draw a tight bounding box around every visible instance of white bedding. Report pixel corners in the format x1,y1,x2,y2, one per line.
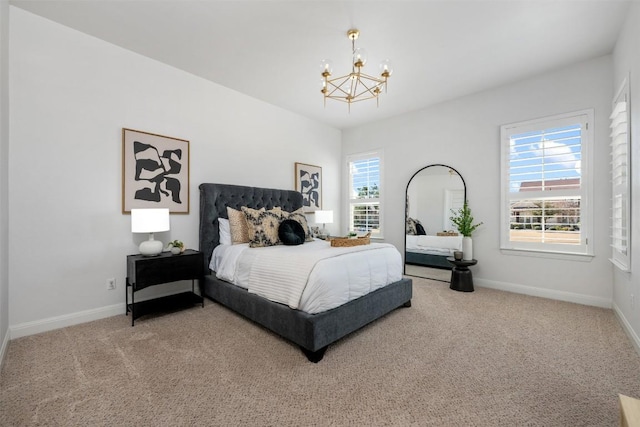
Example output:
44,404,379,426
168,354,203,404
210,239,402,314
405,235,463,255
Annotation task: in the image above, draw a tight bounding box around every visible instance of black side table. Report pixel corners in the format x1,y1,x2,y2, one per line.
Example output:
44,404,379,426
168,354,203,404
446,257,478,292
126,249,204,326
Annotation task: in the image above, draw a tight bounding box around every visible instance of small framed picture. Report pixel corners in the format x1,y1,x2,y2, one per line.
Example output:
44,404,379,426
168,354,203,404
294,162,322,212
122,128,190,214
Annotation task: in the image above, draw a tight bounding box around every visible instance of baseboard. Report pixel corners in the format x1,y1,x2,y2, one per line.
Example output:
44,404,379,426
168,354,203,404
8,288,196,339
9,303,125,339
475,278,612,308
613,301,640,355
0,327,9,372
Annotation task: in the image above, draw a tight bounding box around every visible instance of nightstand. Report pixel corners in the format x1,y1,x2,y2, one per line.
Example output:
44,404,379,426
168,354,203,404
126,249,204,326
446,257,478,292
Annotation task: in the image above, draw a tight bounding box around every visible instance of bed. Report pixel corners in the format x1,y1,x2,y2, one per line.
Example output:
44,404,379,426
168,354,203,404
405,234,463,269
199,183,413,362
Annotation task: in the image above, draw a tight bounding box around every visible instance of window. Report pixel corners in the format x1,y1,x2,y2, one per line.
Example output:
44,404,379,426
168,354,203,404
500,110,593,256
347,151,383,238
610,79,630,271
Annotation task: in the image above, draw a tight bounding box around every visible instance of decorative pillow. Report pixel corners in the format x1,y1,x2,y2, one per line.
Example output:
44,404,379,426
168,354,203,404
415,222,427,236
242,206,282,248
285,208,314,242
227,206,258,244
218,218,231,245
278,219,306,246
406,217,418,235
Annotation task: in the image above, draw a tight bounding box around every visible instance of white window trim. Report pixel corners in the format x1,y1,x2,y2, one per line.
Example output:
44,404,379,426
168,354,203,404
346,150,384,239
610,77,631,272
500,109,594,258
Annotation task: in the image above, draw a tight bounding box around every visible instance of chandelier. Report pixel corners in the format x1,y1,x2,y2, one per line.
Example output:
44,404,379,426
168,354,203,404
320,29,393,110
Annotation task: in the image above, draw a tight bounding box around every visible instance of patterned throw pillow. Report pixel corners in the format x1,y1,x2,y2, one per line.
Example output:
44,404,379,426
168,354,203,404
227,206,258,244
242,206,283,248
285,208,314,242
406,217,418,235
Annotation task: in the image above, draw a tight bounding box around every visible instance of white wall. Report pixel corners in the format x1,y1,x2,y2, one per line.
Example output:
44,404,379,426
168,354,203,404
344,55,614,307
8,8,341,336
0,0,10,360
612,2,640,351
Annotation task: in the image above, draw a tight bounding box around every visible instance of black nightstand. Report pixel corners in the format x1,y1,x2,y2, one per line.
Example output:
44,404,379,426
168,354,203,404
126,249,204,326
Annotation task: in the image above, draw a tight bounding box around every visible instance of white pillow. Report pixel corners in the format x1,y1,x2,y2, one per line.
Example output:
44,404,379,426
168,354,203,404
219,218,231,246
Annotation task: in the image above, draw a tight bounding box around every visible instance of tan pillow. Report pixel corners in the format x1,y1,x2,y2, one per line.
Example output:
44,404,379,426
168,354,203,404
227,206,260,244
242,206,283,248
286,208,314,242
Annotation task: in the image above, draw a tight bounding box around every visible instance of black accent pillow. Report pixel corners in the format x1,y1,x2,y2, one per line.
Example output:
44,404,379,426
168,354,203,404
278,219,305,246
416,222,427,235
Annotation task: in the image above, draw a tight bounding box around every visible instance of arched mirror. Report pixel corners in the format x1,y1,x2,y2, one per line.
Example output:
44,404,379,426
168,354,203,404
404,164,466,281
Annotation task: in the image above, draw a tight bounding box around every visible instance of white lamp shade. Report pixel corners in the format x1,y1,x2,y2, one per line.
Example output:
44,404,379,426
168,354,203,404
314,210,334,224
131,208,170,233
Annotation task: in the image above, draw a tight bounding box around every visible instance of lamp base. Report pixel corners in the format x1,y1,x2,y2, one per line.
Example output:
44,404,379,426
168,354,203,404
139,239,163,256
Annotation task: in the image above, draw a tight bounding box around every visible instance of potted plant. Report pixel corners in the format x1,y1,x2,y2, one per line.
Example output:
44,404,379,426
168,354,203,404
168,240,185,255
347,232,358,239
449,202,483,260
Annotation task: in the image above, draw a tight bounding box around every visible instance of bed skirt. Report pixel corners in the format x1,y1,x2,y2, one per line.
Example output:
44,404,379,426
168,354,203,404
203,275,412,357
405,251,452,269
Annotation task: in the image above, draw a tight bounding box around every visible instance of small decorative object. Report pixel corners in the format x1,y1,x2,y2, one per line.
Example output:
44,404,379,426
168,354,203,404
295,162,322,212
348,232,358,239
462,237,473,261
131,208,170,256
168,239,184,255
450,201,483,261
454,251,463,261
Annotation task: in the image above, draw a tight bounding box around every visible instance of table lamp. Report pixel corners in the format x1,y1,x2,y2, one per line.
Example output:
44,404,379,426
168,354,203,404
314,210,334,239
131,208,170,256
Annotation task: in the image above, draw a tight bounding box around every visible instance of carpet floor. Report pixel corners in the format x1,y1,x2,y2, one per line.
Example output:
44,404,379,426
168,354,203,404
1,277,639,426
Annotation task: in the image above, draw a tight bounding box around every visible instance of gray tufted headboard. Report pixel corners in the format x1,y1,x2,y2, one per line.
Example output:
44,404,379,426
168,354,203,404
198,183,304,272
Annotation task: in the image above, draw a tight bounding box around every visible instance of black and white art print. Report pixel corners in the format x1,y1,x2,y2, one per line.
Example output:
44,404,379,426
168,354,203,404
122,128,189,214
295,162,322,212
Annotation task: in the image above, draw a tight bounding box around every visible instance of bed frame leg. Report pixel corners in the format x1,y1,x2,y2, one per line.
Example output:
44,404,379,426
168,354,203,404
301,346,328,363
403,300,412,308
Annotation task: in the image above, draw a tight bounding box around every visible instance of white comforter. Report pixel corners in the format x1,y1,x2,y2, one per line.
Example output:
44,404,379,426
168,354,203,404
210,239,402,314
405,235,463,255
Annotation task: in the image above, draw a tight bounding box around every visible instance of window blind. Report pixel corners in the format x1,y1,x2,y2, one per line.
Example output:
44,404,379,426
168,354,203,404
501,110,592,255
348,155,381,236
610,79,630,271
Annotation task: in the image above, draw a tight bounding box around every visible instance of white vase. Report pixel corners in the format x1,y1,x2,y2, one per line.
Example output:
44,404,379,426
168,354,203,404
462,236,473,260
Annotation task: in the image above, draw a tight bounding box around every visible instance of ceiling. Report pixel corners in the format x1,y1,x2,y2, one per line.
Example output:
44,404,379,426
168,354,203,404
10,0,631,130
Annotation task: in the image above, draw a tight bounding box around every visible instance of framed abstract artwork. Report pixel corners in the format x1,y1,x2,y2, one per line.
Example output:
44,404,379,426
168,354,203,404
294,162,322,212
122,128,190,214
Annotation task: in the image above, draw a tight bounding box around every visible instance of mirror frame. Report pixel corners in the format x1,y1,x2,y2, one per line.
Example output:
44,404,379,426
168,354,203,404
404,164,466,275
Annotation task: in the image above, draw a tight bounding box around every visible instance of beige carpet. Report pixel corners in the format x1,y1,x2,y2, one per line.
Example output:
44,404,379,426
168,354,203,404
405,264,451,282
2,277,640,426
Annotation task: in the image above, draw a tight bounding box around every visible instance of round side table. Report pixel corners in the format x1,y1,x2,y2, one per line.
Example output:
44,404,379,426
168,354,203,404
446,257,478,292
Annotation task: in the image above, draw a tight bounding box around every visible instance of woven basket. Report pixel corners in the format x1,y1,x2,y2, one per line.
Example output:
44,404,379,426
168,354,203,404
330,233,371,247
436,231,459,236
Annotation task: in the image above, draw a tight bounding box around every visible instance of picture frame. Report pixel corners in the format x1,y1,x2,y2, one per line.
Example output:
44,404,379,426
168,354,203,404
122,128,190,214
294,162,322,212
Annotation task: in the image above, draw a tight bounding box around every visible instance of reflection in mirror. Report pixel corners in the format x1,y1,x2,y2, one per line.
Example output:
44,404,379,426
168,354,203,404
404,164,466,281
